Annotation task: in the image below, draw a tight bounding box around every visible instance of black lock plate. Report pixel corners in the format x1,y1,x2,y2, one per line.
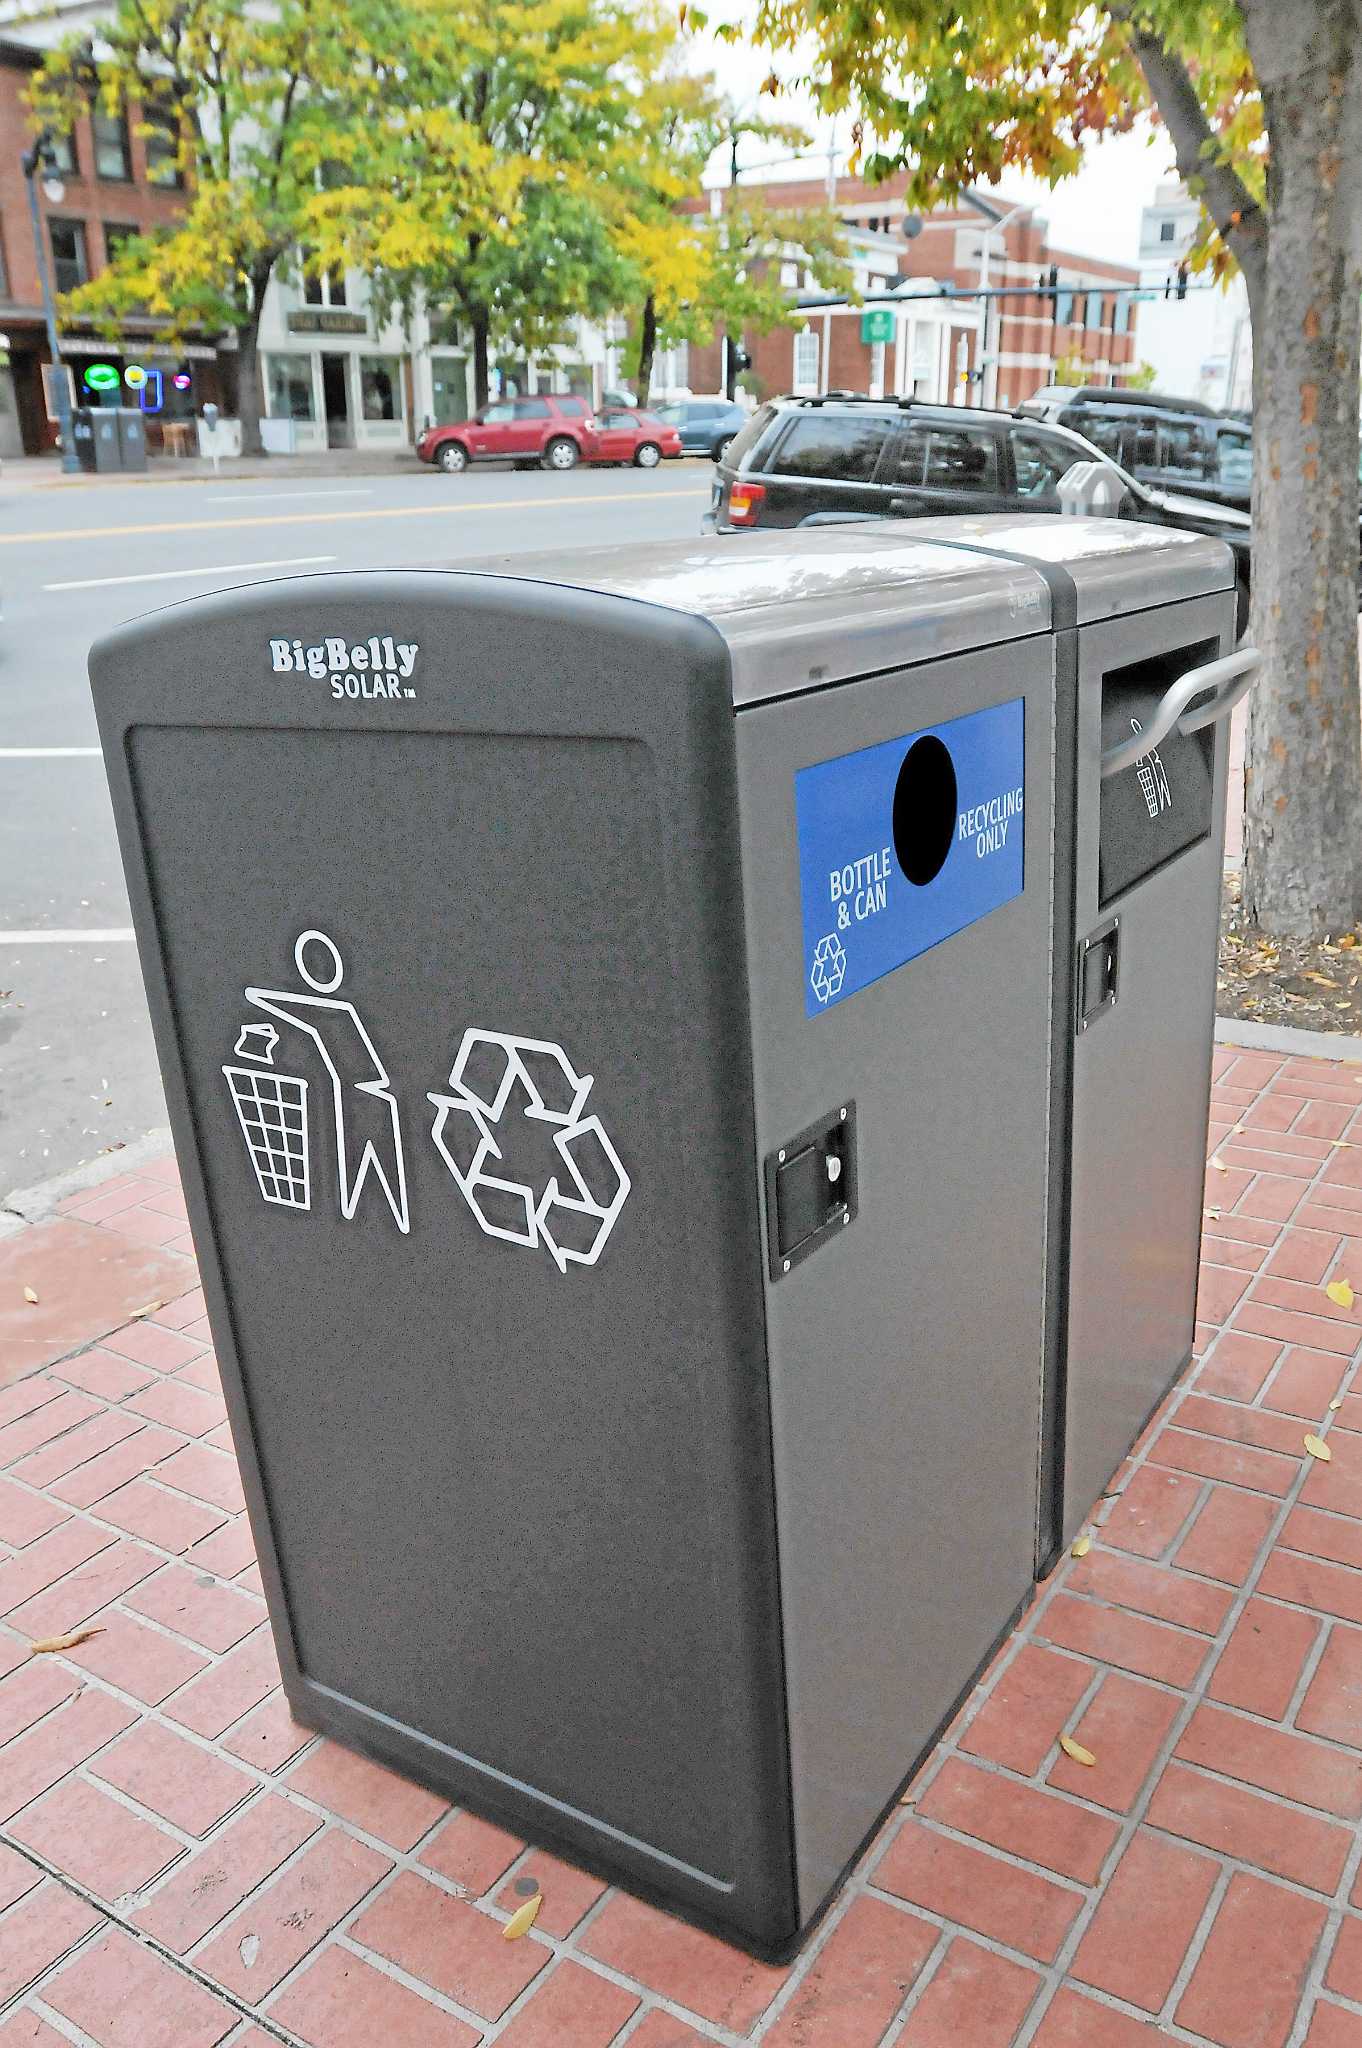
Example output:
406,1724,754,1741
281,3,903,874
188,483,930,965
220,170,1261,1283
764,1103,857,1279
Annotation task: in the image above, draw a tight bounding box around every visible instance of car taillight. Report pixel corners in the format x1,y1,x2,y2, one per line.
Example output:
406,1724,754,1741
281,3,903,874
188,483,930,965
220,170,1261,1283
727,481,766,527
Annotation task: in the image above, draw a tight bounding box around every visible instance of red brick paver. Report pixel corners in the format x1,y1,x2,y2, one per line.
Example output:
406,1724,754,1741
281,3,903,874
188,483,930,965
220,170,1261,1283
4,1043,1362,2044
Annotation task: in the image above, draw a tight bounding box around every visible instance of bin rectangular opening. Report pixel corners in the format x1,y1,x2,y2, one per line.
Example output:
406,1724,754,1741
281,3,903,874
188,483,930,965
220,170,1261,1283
1098,637,1218,906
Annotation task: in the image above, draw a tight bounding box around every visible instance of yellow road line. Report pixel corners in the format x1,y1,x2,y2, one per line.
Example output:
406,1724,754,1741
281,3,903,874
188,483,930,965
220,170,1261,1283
1,487,711,548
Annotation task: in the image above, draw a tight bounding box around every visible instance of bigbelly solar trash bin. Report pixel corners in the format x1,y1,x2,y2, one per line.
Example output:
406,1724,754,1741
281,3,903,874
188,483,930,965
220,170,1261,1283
91,516,1243,1957
909,513,1257,1557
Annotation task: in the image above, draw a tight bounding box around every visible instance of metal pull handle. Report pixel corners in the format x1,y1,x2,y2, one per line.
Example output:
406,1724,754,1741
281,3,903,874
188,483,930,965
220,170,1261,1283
1099,646,1261,779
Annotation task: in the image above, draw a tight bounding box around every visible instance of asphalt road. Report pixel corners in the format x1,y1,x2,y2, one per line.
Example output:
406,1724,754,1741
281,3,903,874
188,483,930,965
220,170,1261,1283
0,460,713,1202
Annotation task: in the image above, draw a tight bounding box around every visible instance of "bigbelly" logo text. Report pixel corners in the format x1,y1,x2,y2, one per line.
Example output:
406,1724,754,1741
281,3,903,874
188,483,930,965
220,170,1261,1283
269,634,419,700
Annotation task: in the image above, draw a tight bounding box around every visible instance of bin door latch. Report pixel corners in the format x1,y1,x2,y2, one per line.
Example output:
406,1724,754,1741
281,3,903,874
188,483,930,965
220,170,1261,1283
1078,918,1120,1032
765,1103,857,1279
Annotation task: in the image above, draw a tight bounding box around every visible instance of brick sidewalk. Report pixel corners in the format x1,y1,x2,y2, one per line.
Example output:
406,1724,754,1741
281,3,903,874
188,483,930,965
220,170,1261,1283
4,1042,1362,2045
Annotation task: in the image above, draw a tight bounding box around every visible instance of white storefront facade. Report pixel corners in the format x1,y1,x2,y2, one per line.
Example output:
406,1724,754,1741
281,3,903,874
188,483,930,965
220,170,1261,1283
256,264,416,453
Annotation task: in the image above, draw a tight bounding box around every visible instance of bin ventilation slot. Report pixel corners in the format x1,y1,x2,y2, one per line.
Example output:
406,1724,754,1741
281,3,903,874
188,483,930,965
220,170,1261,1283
1077,918,1120,1032
765,1104,857,1278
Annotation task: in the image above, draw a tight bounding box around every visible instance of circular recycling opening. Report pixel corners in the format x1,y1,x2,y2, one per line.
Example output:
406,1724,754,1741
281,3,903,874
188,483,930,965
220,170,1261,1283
892,734,957,886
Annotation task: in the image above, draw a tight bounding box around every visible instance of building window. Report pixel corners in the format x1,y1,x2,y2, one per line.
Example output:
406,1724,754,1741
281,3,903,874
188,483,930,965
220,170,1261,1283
92,107,132,181
792,327,819,393
303,261,347,308
1159,219,1176,243
1086,290,1105,329
430,355,468,423
265,355,316,421
360,354,402,422
780,261,798,287
47,130,78,176
1054,288,1075,325
1112,294,1131,335
102,222,138,266
144,99,183,188
48,218,89,293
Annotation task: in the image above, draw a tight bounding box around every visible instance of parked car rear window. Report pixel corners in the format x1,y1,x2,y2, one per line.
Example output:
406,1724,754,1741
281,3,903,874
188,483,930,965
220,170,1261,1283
1158,421,1211,475
893,425,999,492
723,403,776,468
1011,429,1068,498
1216,431,1253,486
769,412,887,482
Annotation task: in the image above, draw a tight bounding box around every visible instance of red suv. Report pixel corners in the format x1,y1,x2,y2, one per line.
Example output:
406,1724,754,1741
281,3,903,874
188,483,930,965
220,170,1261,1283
416,395,598,474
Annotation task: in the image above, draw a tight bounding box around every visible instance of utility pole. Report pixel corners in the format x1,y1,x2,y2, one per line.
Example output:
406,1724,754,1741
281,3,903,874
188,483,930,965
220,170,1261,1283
723,128,740,401
22,132,80,474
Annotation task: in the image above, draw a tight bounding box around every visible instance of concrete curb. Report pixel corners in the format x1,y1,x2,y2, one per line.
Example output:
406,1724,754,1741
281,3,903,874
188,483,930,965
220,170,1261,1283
0,1125,175,1239
1215,1015,1362,1063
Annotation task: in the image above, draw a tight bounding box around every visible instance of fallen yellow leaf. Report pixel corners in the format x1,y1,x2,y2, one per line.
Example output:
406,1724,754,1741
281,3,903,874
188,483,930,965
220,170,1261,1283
899,1789,917,1805
1330,1398,1345,1411
1327,1280,1355,1309
1210,1157,1229,1174
503,1894,542,1940
1071,1534,1092,1558
1304,1435,1332,1462
28,1625,105,1656
1059,1734,1096,1767
1304,972,1339,988
1204,1206,1222,1220
22,1286,38,1305
1342,934,1359,948
128,1299,167,1320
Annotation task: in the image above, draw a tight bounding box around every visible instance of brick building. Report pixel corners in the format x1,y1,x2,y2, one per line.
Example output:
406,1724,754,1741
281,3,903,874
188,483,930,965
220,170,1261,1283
0,37,216,456
686,173,1141,409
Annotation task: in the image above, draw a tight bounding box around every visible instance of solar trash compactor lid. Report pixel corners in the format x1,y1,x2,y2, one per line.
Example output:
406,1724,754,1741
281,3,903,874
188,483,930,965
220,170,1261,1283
444,523,1057,705
900,513,1235,625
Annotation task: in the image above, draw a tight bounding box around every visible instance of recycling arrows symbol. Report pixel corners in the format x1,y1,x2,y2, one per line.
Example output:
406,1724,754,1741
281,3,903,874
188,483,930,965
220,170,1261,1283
427,1030,631,1273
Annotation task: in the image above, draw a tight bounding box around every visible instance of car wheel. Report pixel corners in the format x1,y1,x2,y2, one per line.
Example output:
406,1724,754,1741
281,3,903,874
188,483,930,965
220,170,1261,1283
633,441,662,469
543,437,580,471
437,442,468,474
712,435,735,462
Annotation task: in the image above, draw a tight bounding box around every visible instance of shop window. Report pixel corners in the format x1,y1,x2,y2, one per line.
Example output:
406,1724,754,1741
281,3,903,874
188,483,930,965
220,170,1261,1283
49,218,89,293
360,354,402,421
92,107,132,181
266,354,316,421
430,356,469,423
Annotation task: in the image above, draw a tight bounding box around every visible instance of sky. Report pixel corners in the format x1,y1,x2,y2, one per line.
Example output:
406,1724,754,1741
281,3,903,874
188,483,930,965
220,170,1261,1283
695,27,1180,265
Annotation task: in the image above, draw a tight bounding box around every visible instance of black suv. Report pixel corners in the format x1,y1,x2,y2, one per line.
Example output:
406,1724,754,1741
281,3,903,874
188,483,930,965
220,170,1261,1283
706,394,1255,632
1016,386,1253,509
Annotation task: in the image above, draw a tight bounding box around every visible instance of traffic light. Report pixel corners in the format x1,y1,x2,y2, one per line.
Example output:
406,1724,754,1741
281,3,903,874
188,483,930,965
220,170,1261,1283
1165,264,1190,300
1040,264,1059,312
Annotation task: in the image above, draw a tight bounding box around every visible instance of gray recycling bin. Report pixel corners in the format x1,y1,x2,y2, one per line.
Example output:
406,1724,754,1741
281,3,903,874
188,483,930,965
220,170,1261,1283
91,516,1245,1957
115,407,148,472
72,406,122,472
908,514,1255,1551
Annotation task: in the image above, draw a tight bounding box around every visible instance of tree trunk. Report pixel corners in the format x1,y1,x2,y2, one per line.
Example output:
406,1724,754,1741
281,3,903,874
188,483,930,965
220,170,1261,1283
635,294,658,406
471,308,491,409
234,275,271,458
1240,8,1362,936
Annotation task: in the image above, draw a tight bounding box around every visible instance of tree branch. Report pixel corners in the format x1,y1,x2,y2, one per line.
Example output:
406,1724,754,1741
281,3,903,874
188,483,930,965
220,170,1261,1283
1117,11,1267,293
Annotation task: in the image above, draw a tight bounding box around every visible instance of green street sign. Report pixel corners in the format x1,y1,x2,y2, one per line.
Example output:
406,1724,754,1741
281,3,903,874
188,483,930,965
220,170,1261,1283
860,306,895,344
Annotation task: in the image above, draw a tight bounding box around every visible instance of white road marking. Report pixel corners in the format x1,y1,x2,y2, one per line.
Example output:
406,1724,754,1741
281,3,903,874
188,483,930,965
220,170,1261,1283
0,928,135,943
203,489,374,503
0,747,103,758
44,554,336,592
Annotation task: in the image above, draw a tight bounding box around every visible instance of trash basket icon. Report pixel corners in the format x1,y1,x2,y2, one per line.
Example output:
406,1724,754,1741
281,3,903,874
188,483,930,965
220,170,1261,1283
222,1021,311,1211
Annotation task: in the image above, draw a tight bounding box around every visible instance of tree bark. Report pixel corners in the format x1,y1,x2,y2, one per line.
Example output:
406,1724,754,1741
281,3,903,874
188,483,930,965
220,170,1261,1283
233,268,273,458
635,293,658,405
471,307,491,409
1237,4,1362,935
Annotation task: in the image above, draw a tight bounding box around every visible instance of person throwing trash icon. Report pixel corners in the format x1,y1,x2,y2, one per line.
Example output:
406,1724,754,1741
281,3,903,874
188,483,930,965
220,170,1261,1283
225,928,410,1234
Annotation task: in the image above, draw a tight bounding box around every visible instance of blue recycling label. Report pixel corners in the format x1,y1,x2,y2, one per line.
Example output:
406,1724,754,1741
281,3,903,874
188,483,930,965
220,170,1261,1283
796,699,1025,1016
